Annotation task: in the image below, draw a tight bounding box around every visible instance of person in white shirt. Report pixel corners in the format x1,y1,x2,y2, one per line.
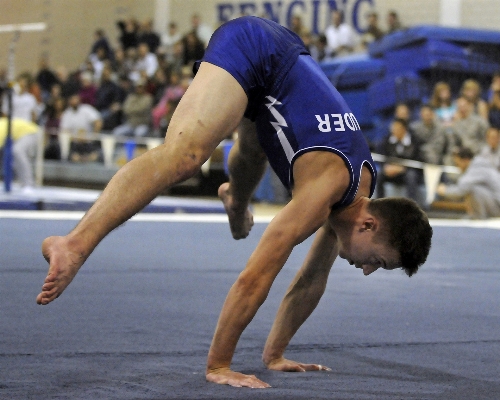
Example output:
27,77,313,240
161,22,182,62
191,13,213,47
2,76,37,122
131,43,159,81
324,10,358,57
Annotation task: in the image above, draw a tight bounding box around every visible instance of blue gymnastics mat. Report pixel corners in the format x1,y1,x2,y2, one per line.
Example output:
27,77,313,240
383,39,500,76
320,54,385,88
369,25,500,57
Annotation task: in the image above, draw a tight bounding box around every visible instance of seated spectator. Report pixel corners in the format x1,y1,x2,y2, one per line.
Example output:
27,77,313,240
43,96,65,160
110,48,130,78
324,9,358,56
88,45,110,82
460,79,489,120
386,10,404,34
131,42,159,81
137,19,161,54
376,118,423,204
55,66,80,99
190,13,213,47
394,102,412,124
488,76,500,129
35,56,59,103
90,29,113,60
437,147,500,219
0,117,40,191
478,127,500,170
151,70,188,135
430,81,456,126
487,71,500,102
410,104,447,164
149,68,169,105
60,93,102,162
161,22,182,63
447,97,488,157
361,11,385,49
94,66,125,131
290,14,309,37
117,18,138,50
78,71,97,106
112,79,152,137
182,32,205,67
2,75,37,122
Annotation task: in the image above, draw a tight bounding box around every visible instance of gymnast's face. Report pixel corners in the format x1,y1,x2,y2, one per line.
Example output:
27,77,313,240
338,222,400,276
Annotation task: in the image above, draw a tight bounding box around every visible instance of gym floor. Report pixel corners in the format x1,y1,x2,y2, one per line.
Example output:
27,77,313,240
1,211,499,399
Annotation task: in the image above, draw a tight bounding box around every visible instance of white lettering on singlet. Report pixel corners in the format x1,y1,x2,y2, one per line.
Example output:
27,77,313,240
315,113,360,133
266,95,294,162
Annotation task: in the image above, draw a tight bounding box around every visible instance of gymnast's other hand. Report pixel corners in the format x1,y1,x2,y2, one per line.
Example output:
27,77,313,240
265,356,331,372
206,368,271,388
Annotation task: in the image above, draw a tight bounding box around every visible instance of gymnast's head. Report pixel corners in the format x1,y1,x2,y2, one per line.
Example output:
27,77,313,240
338,197,433,277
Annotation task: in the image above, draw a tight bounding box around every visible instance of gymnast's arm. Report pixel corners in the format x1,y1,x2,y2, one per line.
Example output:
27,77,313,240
205,152,348,388
262,220,338,372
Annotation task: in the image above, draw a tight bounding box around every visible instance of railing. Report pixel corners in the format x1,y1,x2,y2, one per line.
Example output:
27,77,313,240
35,132,460,205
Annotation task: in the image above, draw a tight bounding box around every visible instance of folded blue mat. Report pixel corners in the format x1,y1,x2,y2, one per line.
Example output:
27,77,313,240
369,25,500,57
320,54,385,88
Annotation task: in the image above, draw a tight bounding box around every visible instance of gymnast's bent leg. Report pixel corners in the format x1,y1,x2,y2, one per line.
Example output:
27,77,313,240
219,118,268,239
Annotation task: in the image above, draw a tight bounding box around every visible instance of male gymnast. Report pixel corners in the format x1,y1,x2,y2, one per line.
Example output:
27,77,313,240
37,17,432,388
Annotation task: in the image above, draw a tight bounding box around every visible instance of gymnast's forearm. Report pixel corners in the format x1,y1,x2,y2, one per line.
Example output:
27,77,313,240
262,225,337,364
68,144,196,255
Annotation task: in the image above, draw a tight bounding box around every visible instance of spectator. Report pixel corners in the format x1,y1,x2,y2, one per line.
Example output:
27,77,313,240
376,118,422,204
137,19,161,54
88,45,110,82
117,18,138,50
447,97,488,157
0,117,40,191
182,32,205,67
487,71,500,102
410,104,447,164
112,79,152,137
386,10,404,34
43,97,65,160
488,75,500,129
161,22,182,62
2,75,37,122
151,70,188,135
35,56,59,102
150,68,169,105
55,66,80,99
110,48,130,78
430,81,456,126
290,15,309,37
324,9,357,56
478,127,500,170
90,29,113,60
190,13,213,47
394,102,412,124
78,71,97,106
437,147,500,219
131,42,159,81
60,93,102,162
361,11,385,49
460,79,489,120
94,66,125,131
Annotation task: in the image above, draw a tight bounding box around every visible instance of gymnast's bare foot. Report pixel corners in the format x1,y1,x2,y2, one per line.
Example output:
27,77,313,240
36,236,87,305
218,182,254,239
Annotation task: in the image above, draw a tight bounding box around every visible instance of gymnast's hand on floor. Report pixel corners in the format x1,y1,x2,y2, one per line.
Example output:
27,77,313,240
206,368,271,388
265,356,331,372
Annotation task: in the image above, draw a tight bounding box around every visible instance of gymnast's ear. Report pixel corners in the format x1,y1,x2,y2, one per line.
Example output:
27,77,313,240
360,217,377,232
